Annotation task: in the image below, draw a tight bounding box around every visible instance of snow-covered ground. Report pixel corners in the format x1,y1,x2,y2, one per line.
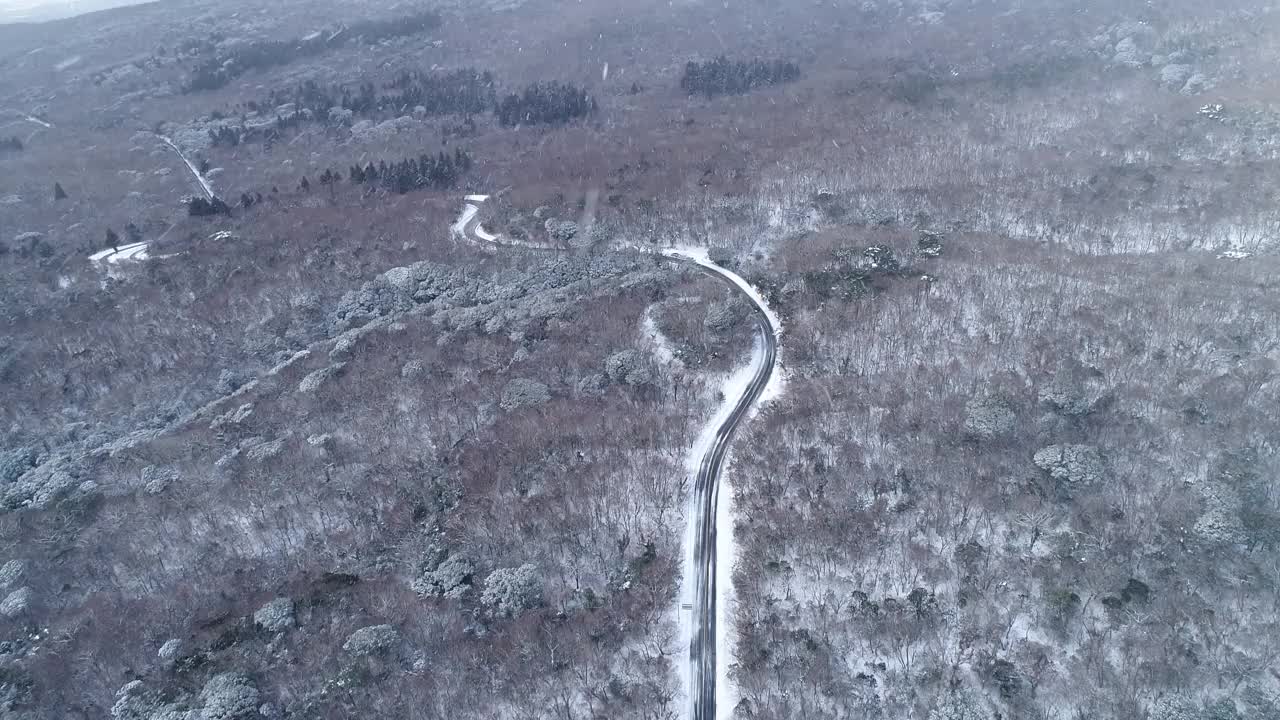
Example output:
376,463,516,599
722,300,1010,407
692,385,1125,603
641,305,681,367
87,224,193,268
89,241,150,264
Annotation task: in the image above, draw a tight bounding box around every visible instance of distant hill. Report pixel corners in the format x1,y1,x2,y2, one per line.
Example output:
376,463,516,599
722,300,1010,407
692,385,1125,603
0,0,157,24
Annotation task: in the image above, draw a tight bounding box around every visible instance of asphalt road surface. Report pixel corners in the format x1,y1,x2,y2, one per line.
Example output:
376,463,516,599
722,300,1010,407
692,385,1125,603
672,255,778,720
458,201,780,720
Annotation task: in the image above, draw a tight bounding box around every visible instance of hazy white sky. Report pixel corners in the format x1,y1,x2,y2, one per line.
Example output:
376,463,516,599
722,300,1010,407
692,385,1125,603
0,0,155,23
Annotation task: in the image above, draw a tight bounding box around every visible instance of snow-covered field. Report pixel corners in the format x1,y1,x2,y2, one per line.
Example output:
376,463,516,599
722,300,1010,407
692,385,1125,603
641,305,681,367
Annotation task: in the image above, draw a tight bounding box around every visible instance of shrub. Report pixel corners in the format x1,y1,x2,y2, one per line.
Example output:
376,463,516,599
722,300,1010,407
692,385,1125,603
0,587,31,617
158,639,182,661
244,438,284,463
918,231,944,257
500,378,550,411
401,360,425,379
927,689,988,720
196,673,258,720
3,458,79,510
298,363,345,393
253,597,294,632
963,397,1016,440
1148,695,1199,720
215,369,247,396
545,219,579,244
142,466,177,495
1033,444,1105,485
343,624,400,656
704,299,747,335
481,564,543,617
1038,382,1092,417
412,554,474,600
187,197,231,217
1202,698,1243,720
707,245,736,268
111,680,178,720
979,655,1023,699
605,349,652,386
0,448,36,484
0,560,25,589
862,244,901,273
1193,484,1245,545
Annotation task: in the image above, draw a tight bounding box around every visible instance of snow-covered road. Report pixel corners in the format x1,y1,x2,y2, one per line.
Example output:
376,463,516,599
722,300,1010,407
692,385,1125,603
452,194,578,250
88,241,150,264
0,109,53,129
455,195,784,720
662,247,782,720
156,134,216,201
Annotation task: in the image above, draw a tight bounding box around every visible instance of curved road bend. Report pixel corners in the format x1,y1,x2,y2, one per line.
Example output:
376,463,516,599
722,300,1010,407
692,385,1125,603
663,252,778,720
454,194,569,251
458,198,781,720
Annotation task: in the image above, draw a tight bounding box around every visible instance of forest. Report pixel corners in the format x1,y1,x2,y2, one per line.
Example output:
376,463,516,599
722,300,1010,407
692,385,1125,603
183,11,443,92
0,0,1277,718
680,56,801,98
205,73,592,147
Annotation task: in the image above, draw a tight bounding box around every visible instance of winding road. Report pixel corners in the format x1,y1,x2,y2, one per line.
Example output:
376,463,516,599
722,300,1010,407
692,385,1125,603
458,197,781,720
666,251,779,720
452,194,567,251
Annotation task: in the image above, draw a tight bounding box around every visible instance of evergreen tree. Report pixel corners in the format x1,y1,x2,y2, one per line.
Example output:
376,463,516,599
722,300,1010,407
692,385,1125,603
497,82,596,127
54,182,68,200
300,176,311,193
187,196,232,217
106,228,120,249
680,56,800,97
319,168,341,198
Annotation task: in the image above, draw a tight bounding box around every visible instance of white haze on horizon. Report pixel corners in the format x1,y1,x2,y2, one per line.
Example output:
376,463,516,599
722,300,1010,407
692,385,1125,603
0,0,155,24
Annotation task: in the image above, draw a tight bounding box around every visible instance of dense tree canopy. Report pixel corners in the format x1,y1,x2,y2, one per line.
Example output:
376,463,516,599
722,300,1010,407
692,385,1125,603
496,82,596,127
341,147,473,194
680,55,800,97
184,12,443,93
